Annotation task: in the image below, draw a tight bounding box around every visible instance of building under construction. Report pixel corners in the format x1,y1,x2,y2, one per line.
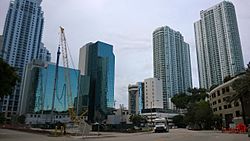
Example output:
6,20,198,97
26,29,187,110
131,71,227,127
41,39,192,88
19,59,81,124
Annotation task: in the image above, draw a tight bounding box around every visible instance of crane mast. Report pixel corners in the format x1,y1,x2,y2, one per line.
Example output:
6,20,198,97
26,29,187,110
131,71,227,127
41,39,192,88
51,45,60,123
59,27,76,121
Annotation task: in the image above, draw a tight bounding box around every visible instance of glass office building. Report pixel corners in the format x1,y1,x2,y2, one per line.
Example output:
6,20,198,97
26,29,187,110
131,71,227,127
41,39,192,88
78,41,115,122
96,42,115,108
20,60,80,115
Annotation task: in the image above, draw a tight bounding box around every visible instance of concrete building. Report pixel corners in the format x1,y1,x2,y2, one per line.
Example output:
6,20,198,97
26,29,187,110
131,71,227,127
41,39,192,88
209,77,243,128
106,106,131,125
38,43,51,62
194,1,245,90
153,26,192,110
128,82,144,115
19,60,80,123
144,78,163,109
78,41,115,123
0,0,44,119
141,108,179,127
25,113,70,125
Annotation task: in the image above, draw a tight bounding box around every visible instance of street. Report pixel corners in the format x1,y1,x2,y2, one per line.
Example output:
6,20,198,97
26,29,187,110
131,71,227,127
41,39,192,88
0,128,249,141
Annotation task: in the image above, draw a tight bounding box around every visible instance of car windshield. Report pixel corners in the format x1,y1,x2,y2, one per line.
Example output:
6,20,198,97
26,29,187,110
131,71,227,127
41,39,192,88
155,122,165,126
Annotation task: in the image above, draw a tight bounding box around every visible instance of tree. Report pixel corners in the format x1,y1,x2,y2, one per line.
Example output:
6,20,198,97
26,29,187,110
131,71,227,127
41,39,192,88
17,115,26,124
209,85,219,92
129,115,147,126
0,113,6,124
171,93,190,109
172,115,186,128
171,88,208,109
185,100,214,129
212,114,223,130
231,62,250,126
188,88,208,103
224,75,233,83
0,59,19,98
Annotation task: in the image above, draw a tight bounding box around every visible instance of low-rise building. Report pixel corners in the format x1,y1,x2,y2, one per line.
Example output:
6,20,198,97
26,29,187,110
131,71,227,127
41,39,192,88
106,107,131,125
141,108,179,127
209,77,243,127
144,78,163,109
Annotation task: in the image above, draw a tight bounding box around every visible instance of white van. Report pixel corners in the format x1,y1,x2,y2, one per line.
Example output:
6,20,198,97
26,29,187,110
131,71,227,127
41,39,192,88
153,118,169,133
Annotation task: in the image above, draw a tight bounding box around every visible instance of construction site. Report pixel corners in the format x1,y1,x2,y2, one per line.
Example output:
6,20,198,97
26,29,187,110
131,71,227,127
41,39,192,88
16,27,91,135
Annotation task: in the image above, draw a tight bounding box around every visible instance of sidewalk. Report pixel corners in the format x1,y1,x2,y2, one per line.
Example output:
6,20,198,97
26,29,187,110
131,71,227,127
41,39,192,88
71,131,153,139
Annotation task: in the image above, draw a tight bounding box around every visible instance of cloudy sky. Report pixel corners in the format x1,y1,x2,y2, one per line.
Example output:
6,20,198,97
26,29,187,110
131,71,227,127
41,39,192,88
0,0,249,108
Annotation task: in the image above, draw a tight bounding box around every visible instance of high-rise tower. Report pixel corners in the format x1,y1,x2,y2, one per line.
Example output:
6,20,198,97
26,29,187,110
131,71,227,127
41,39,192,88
0,0,44,118
78,41,115,122
153,26,192,110
194,1,244,89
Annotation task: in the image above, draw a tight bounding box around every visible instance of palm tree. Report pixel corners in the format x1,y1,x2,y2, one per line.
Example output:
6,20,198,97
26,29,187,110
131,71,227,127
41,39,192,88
230,62,250,126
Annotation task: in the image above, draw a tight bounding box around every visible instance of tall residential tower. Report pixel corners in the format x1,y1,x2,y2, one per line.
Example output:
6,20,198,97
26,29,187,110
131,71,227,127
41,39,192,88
194,1,244,89
0,0,44,118
153,26,192,110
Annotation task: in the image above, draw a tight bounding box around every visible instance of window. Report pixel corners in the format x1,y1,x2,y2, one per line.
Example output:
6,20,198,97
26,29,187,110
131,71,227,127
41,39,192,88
226,86,230,92
219,106,222,110
228,104,232,108
234,102,239,107
217,91,220,96
213,108,217,112
236,111,240,117
212,93,216,98
222,88,225,94
224,105,227,109
218,99,221,103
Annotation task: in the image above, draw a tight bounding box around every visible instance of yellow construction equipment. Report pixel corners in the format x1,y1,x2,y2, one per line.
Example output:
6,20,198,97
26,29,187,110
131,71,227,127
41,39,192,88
59,27,87,124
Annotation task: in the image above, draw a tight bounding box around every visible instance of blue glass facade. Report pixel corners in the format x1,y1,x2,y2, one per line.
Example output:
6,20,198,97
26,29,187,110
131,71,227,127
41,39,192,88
138,82,144,114
20,60,80,114
96,41,115,108
78,41,115,122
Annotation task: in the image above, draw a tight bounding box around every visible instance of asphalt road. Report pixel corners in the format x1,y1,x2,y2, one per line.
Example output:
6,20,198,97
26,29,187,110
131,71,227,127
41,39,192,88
0,128,249,141
86,129,250,141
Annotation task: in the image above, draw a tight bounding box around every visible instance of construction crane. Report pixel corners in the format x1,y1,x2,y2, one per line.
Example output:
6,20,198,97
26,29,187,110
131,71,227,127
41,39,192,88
59,26,77,122
50,27,88,126
59,27,89,124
